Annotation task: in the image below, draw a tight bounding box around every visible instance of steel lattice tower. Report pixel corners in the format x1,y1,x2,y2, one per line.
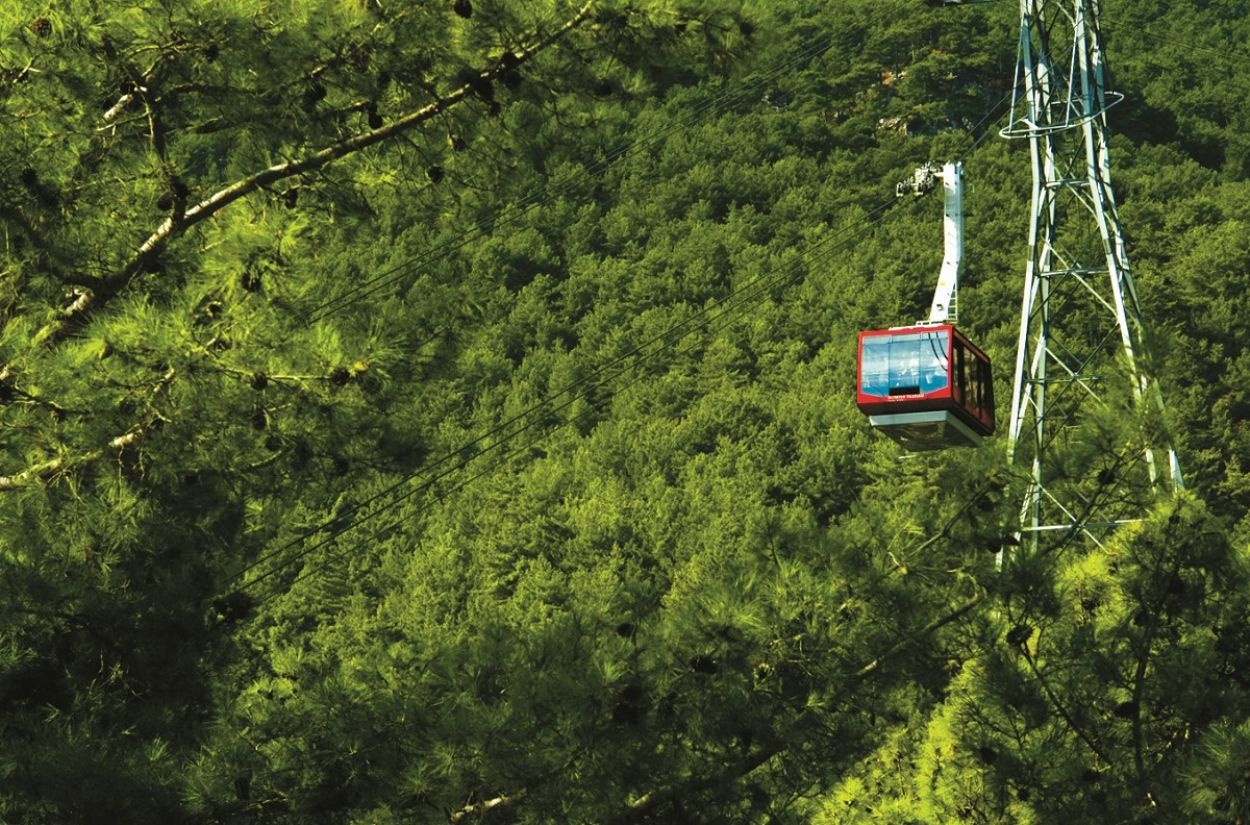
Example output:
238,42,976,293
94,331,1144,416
1002,0,1183,552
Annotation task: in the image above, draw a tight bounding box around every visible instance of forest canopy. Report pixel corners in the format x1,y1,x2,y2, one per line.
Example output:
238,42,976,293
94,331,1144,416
2,0,1249,822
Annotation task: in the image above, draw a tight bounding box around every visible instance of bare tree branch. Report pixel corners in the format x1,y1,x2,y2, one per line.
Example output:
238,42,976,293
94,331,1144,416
102,91,138,124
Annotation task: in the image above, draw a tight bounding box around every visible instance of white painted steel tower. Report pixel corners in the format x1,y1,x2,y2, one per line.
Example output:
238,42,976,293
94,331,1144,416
1001,0,1183,552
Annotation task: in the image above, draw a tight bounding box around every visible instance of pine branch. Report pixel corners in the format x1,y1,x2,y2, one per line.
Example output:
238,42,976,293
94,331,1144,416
0,367,174,492
1127,542,1185,796
0,365,85,417
432,595,983,824
619,595,983,822
0,422,151,491
3,2,599,488
851,593,983,680
29,0,598,349
447,791,525,823
1019,641,1115,766
611,741,786,824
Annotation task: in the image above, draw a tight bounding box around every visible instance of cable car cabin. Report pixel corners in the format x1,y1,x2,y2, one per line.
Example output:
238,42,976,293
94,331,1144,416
856,324,995,450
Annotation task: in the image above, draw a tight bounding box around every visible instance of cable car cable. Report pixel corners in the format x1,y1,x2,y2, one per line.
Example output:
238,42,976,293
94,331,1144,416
1101,17,1233,61
228,4,1021,602
233,193,905,594
228,15,969,587
302,0,1004,323
269,293,795,600
958,90,1013,160
233,90,1019,601
232,195,908,598
302,35,846,324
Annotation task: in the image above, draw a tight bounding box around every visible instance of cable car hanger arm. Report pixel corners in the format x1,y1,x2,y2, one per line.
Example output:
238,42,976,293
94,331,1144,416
896,161,963,326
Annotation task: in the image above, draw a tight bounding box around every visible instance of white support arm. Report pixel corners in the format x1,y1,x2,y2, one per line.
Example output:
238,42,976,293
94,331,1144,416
895,161,964,325
928,162,963,324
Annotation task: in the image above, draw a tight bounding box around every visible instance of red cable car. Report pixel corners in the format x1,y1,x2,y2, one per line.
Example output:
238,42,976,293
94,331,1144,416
856,162,995,450
856,323,995,450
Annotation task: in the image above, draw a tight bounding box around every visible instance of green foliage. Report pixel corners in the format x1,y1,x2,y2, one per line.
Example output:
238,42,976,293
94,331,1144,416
822,495,1250,824
1,0,1249,822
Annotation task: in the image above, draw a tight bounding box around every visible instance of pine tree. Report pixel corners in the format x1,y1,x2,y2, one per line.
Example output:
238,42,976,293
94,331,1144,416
3,1,1249,821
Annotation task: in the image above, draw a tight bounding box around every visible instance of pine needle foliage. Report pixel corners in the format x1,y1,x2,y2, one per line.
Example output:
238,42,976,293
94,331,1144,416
2,0,1250,822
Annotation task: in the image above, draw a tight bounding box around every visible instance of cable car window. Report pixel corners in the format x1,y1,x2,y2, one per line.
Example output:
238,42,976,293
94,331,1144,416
861,331,949,397
954,339,966,405
974,357,984,412
978,357,993,416
889,336,921,394
861,337,892,397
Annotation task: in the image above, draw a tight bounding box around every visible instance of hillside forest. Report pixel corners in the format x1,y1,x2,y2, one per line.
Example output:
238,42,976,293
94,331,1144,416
3,0,1250,822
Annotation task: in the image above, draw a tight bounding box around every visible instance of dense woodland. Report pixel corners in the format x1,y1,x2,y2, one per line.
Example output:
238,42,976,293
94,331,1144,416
2,0,1250,822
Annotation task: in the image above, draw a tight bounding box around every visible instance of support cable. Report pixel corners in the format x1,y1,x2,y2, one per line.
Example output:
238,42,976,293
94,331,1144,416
233,195,905,598
223,3,1018,605
303,36,844,324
